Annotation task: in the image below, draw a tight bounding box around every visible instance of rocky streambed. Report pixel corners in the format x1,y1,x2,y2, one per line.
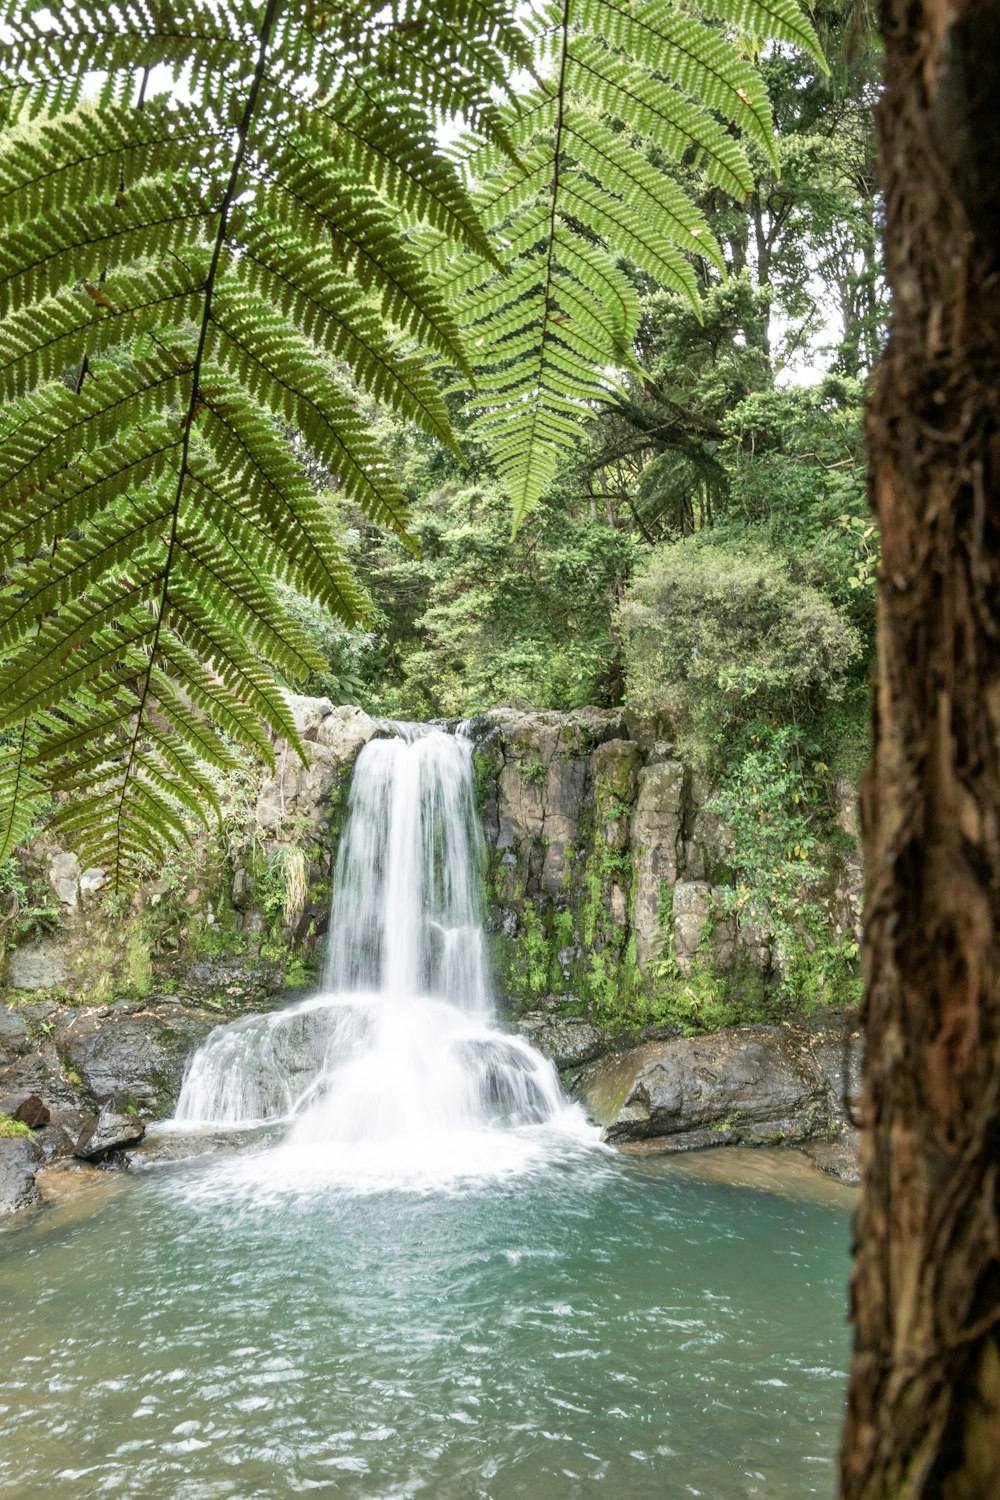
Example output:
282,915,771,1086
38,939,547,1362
0,991,861,1219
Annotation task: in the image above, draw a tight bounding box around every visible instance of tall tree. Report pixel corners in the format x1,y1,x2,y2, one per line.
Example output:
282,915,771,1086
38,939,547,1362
841,1,1000,1494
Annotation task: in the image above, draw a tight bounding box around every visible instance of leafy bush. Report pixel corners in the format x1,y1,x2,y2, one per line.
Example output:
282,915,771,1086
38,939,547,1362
707,726,861,1007
617,535,862,767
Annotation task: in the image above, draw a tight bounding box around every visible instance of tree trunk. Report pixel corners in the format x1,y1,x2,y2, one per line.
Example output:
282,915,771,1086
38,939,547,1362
841,3,1000,1496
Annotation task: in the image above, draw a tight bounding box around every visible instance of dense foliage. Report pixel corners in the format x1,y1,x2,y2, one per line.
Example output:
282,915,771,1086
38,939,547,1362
0,0,825,882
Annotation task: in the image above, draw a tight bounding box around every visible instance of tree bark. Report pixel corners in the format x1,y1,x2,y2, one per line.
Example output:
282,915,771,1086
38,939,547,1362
841,2,1000,1496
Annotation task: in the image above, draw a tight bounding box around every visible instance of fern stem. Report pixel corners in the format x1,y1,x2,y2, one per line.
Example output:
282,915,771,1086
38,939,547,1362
509,0,571,535
112,0,283,889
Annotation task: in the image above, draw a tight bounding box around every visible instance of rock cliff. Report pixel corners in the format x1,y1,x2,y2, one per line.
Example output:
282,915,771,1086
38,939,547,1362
0,698,865,1215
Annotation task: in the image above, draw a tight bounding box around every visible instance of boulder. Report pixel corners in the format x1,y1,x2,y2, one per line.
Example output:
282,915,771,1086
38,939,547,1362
48,850,81,907
0,1135,42,1215
60,1003,224,1115
802,1133,861,1186
576,1026,830,1150
74,1103,145,1159
34,1116,83,1162
13,1095,49,1128
286,693,336,740
514,1014,613,1069
4,937,71,991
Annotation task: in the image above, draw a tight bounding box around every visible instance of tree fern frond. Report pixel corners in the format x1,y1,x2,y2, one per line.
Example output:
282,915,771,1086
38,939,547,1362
208,285,413,532
0,179,215,319
0,352,188,513
0,99,225,225
0,492,171,653
700,0,827,67
0,421,181,567
0,722,45,863
450,0,821,520
173,523,329,679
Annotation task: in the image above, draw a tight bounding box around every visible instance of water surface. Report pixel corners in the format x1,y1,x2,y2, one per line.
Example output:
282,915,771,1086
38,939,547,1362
1,1147,851,1500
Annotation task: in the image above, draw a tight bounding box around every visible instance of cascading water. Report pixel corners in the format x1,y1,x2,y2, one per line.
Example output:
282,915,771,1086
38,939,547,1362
173,725,593,1190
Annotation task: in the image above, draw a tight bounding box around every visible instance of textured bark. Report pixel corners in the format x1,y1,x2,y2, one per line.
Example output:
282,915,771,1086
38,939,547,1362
841,3,1000,1496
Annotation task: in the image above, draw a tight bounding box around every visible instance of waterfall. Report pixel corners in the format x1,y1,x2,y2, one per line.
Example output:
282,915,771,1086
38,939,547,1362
321,725,490,1007
173,725,592,1189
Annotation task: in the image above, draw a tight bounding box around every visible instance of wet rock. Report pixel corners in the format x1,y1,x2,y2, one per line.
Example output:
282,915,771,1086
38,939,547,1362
74,1103,145,1159
13,1095,49,1128
0,1007,30,1059
0,1040,85,1116
802,1133,861,1186
34,1116,81,1163
576,1026,829,1150
810,1020,864,1115
183,958,282,1001
123,1122,284,1171
0,1135,43,1215
61,1004,223,1116
514,1014,613,1069
482,707,628,900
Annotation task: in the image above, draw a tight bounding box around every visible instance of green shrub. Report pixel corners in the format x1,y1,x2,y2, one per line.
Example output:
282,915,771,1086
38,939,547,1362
617,535,862,769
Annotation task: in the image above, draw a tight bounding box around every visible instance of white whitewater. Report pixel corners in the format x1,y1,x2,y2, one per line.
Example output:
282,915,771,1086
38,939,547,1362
173,725,593,1191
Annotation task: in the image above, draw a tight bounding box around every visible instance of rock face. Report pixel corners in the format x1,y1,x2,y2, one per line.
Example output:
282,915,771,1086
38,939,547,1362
254,699,377,831
474,708,834,1013
0,699,376,1009
472,706,862,1017
0,1136,43,1215
572,1012,862,1175
0,998,239,1135
0,992,270,1215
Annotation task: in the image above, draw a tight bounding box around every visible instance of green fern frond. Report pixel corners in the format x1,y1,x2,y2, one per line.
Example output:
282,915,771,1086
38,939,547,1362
452,0,823,523
0,724,46,864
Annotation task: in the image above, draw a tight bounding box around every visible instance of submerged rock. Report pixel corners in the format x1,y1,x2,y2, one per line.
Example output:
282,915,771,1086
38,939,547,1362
0,1135,43,1215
